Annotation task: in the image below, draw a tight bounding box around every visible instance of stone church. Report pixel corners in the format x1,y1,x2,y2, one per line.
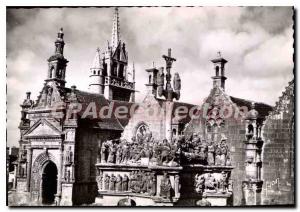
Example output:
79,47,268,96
15,8,294,206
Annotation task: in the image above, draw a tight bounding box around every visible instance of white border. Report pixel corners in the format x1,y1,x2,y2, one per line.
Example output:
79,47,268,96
1,0,297,211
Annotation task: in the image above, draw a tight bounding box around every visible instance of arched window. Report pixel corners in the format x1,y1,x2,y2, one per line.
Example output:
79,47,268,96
149,75,152,84
216,66,219,76
93,70,96,75
98,70,100,75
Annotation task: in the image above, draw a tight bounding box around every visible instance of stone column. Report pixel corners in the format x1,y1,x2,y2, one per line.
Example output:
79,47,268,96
13,164,18,190
26,147,32,192
174,174,181,198
242,104,264,205
165,101,174,142
55,147,63,205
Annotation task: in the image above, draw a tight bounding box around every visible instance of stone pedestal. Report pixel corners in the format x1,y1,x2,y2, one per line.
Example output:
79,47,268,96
203,192,232,206
242,180,263,205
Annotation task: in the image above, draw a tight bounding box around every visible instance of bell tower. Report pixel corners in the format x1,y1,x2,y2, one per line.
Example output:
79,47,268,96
46,28,69,87
88,7,135,102
211,51,227,91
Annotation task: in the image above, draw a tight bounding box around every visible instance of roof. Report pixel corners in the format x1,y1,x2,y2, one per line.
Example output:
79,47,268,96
67,89,124,131
230,96,273,118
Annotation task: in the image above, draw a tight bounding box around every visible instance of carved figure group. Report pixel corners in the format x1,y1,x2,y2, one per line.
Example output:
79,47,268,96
102,171,156,195
194,172,231,194
99,135,180,167
179,133,231,166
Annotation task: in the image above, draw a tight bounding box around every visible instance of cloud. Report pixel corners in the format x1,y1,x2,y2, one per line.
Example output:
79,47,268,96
6,7,294,147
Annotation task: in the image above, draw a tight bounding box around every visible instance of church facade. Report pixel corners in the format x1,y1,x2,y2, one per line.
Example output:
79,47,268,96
15,8,294,206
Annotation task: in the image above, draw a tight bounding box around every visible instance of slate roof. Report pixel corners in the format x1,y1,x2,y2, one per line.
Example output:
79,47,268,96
230,96,273,118
66,89,124,131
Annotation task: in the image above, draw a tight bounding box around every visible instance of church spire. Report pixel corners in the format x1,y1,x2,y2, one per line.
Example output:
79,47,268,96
111,7,120,50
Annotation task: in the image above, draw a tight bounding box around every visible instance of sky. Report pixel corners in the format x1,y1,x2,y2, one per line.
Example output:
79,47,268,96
7,7,294,147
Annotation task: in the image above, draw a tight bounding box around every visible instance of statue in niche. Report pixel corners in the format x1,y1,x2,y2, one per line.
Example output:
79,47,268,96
219,171,228,193
207,140,215,165
65,146,73,165
104,174,110,190
160,173,172,199
204,173,217,192
107,143,116,163
195,174,205,193
116,174,123,192
109,174,116,191
122,174,129,191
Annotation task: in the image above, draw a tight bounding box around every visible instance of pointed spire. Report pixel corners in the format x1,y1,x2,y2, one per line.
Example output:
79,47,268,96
91,47,103,69
132,62,135,82
111,7,120,51
55,27,65,55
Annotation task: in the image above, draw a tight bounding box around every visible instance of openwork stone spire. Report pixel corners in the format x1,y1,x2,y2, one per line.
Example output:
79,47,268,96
111,7,120,50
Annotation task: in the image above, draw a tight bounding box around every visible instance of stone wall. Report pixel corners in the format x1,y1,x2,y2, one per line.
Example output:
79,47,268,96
74,121,121,205
260,80,294,205
121,96,166,141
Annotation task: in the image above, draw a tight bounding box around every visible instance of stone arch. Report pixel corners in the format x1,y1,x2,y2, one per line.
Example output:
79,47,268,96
133,121,151,142
31,151,58,194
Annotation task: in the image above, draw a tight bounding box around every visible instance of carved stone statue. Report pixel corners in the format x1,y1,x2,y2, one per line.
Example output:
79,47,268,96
96,173,103,191
148,173,156,196
215,147,222,166
122,174,129,191
65,146,73,165
116,174,123,192
220,140,228,166
121,143,130,163
207,141,215,165
107,144,116,163
195,174,205,193
160,173,172,199
204,173,217,191
116,145,122,164
104,174,110,190
109,174,116,191
219,171,228,193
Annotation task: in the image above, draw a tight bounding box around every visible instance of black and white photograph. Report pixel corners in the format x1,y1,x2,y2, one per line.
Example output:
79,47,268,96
6,5,295,207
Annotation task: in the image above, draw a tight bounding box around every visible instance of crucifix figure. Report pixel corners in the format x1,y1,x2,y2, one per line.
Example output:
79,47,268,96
162,48,177,101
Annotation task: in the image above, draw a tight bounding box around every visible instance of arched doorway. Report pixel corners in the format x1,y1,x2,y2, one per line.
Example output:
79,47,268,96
41,161,58,204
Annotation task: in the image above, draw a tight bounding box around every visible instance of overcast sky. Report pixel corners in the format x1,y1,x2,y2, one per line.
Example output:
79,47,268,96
7,7,294,147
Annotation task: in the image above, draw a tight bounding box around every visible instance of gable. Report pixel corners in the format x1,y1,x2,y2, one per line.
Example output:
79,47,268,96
24,119,62,138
